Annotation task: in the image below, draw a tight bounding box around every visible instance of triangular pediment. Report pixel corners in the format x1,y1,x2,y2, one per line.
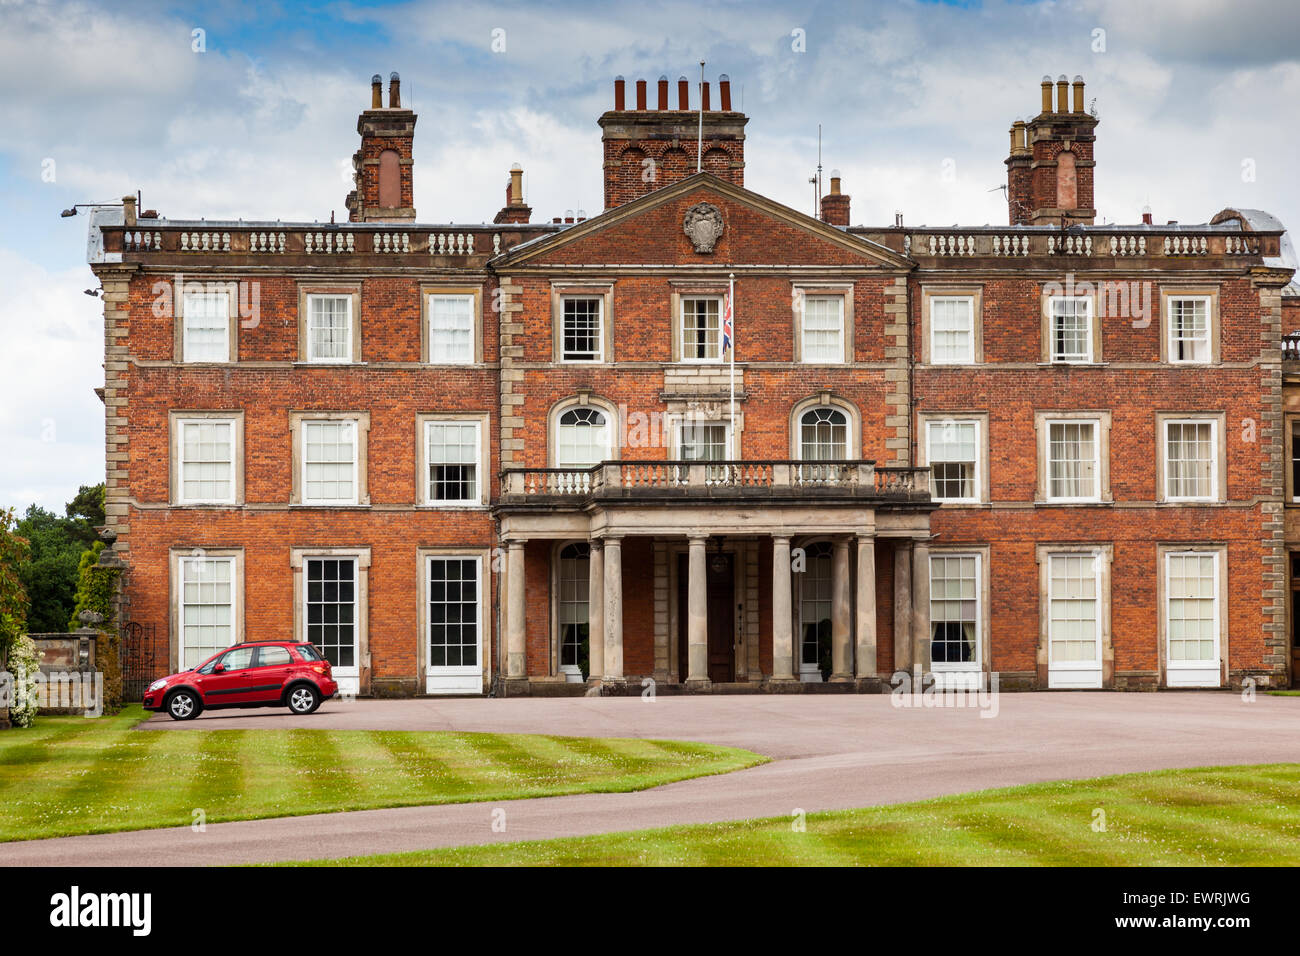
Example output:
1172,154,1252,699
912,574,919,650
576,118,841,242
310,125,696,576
494,173,913,270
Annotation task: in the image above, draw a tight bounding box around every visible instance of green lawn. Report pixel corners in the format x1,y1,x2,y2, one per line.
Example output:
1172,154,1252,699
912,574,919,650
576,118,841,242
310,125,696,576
292,763,1300,867
0,706,765,842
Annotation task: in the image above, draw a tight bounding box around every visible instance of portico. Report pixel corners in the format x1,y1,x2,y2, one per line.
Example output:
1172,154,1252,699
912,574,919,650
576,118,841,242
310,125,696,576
494,460,937,692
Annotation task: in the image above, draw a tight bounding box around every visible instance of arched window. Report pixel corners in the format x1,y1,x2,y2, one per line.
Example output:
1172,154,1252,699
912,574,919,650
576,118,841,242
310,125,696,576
557,543,590,679
798,541,833,680
557,407,610,468
799,407,848,460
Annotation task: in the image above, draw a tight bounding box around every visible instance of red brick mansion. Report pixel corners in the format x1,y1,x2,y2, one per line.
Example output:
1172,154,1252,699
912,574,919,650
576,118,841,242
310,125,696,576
86,70,1300,696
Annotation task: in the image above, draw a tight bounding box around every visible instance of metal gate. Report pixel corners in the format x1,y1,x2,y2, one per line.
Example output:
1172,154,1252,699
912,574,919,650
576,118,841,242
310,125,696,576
120,622,159,701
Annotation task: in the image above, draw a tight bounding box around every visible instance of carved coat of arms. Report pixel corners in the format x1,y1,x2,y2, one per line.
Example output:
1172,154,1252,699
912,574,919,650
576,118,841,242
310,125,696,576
682,202,724,253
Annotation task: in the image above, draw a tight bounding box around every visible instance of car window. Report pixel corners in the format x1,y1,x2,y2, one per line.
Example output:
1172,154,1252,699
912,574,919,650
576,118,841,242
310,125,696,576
219,647,256,670
294,643,324,662
257,646,292,667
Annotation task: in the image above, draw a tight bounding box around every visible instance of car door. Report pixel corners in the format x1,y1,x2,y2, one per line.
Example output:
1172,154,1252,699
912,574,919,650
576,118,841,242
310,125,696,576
197,646,259,705
248,645,294,702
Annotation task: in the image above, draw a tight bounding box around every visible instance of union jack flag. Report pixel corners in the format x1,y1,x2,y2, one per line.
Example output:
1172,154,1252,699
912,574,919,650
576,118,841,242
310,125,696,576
721,291,734,353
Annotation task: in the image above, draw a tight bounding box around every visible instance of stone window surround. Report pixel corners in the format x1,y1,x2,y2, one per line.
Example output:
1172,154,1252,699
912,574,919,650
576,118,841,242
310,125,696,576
917,411,991,505
1154,543,1228,688
920,284,984,365
1154,411,1227,504
1285,414,1300,503
1040,288,1102,364
420,282,485,365
415,411,491,508
670,281,727,364
551,281,615,364
174,283,239,364
1033,410,1113,504
548,392,620,467
1034,543,1115,688
927,544,992,674
297,282,363,364
168,546,244,674
1159,285,1221,365
791,282,855,365
415,547,492,694
789,392,862,460
290,546,372,692
168,410,245,506
288,410,371,506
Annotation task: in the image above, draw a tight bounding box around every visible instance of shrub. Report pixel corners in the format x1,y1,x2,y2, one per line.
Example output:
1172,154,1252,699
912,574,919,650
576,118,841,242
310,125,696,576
8,634,41,728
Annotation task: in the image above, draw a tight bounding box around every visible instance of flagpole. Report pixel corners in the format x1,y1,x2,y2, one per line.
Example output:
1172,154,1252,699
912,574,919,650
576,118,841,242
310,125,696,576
728,272,736,460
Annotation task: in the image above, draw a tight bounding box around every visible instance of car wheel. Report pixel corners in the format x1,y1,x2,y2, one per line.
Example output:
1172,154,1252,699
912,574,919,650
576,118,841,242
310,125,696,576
287,684,320,715
166,690,201,721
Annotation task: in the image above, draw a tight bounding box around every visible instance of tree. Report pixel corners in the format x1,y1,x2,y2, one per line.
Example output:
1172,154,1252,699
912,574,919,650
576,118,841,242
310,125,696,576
15,506,81,633
64,483,105,550
0,507,30,658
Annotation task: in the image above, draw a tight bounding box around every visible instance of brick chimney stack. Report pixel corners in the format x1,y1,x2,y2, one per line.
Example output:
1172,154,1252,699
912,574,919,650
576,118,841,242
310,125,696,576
598,71,748,210
346,71,417,222
1004,73,1098,226
819,170,850,226
494,163,532,224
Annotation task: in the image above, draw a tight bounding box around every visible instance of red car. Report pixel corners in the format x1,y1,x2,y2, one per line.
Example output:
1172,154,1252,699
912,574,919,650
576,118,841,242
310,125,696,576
143,641,339,720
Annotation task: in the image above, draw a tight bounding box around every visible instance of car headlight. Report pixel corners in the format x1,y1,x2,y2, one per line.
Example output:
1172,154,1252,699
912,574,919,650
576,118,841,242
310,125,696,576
146,679,168,693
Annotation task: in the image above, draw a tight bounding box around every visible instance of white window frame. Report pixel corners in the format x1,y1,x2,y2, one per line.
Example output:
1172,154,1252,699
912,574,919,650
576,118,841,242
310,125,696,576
556,406,613,469
181,290,233,364
799,294,846,365
925,419,981,503
928,552,983,675
929,295,975,365
1045,419,1101,503
302,554,361,695
427,293,477,365
174,416,238,505
423,553,484,695
424,419,482,507
680,295,723,364
560,295,605,363
1166,295,1212,365
1162,550,1222,688
1162,418,1218,503
305,293,353,364
1047,295,1095,364
178,553,238,671
300,419,360,506
1045,551,1104,689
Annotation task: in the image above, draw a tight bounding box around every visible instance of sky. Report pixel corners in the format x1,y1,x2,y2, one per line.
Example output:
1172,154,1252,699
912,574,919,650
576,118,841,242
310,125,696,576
1,0,1297,512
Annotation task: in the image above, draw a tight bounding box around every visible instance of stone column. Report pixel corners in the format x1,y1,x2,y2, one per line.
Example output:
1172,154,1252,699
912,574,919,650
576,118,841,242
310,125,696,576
855,534,878,679
687,536,709,684
772,536,796,681
587,540,604,682
893,540,913,675
911,537,931,678
830,537,853,681
506,539,527,679
603,537,624,680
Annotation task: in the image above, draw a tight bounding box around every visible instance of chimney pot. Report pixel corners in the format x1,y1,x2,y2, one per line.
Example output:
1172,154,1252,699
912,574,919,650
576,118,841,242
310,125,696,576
389,71,401,109
657,75,669,109
701,81,710,111
1072,75,1085,113
1142,205,1153,225
635,79,647,110
829,169,841,195
677,75,689,109
1041,75,1053,112
1056,74,1069,113
370,74,382,109
614,75,626,110
509,163,524,205
719,73,732,110
122,194,137,228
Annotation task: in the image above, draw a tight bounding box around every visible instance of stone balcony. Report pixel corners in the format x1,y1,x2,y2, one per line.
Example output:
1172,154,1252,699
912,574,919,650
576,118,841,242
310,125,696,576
497,459,932,508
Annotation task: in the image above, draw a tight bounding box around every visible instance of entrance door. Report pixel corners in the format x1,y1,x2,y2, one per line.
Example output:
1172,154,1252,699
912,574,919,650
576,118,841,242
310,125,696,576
1292,555,1300,688
305,557,359,696
1046,553,1104,689
676,552,735,683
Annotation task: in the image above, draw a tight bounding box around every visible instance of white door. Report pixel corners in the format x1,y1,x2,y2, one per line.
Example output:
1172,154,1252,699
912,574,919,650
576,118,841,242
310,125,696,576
1047,553,1103,689
426,556,484,695
305,557,359,696
1165,552,1221,688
